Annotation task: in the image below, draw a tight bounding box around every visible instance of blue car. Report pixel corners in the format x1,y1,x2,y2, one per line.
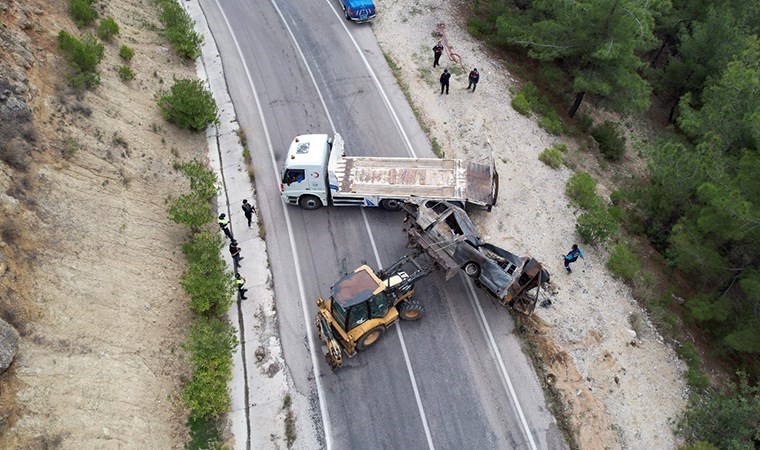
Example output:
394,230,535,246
340,0,376,22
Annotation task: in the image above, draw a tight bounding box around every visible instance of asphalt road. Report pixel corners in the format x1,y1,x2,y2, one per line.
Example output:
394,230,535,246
198,0,565,448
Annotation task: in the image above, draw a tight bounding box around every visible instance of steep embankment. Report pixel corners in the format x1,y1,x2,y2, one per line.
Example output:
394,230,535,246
0,0,205,446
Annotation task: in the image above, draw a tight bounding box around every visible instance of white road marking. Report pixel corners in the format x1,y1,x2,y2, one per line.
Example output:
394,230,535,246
318,3,539,448
209,1,334,449
465,279,538,450
268,1,435,447
217,0,539,448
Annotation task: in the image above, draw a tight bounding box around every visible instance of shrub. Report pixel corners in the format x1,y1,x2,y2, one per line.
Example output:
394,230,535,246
607,244,640,282
57,31,105,89
591,121,626,161
117,65,134,81
511,91,532,116
180,233,235,316
182,317,238,419
118,44,134,62
676,342,710,391
579,114,593,133
157,0,203,59
539,143,565,169
174,160,218,200
566,172,599,209
538,115,564,135
97,17,119,40
70,0,97,28
157,78,218,131
576,205,620,245
678,372,759,448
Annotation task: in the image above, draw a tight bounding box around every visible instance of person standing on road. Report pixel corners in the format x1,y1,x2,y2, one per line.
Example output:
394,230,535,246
440,69,451,95
433,41,444,67
563,244,584,273
229,240,244,268
467,68,480,92
241,199,256,228
235,273,248,300
218,213,233,240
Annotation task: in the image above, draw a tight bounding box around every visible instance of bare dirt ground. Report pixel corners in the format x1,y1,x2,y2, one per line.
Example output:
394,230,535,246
0,0,206,447
372,0,688,448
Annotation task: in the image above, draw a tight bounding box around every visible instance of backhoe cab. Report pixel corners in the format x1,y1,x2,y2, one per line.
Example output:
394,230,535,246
316,263,426,369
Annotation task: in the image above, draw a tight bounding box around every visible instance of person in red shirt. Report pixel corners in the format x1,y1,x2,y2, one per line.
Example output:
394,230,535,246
467,68,480,92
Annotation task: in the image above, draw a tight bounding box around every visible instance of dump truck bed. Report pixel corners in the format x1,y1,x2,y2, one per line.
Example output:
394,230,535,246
333,157,496,207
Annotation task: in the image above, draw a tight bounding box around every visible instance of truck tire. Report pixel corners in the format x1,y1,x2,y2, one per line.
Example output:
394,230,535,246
357,326,384,351
344,7,350,20
380,199,403,211
463,261,481,278
299,195,323,210
398,300,424,321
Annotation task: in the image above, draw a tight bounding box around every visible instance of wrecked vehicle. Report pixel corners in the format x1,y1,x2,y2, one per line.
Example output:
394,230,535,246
402,198,550,315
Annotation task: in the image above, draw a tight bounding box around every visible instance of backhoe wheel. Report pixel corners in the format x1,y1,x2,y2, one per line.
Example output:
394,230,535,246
398,300,424,321
356,326,384,351
380,199,403,211
299,195,323,210
463,261,481,278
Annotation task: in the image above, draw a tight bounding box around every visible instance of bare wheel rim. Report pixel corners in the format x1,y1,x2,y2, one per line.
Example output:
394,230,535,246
363,329,382,346
404,309,420,319
464,262,479,277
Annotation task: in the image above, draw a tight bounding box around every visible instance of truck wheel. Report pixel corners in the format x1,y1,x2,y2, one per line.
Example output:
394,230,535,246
398,300,424,321
344,8,350,20
299,195,323,210
463,262,481,278
356,326,384,351
380,199,402,211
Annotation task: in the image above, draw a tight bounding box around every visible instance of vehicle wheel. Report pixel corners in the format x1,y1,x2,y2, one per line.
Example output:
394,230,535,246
299,195,323,210
398,300,424,321
463,261,481,278
356,326,384,351
344,8,350,20
380,199,402,211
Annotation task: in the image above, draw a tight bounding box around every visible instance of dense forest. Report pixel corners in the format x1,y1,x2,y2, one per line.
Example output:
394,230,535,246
468,0,758,448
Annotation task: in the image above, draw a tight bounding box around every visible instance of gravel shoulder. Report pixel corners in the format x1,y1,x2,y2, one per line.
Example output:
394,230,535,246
371,0,688,448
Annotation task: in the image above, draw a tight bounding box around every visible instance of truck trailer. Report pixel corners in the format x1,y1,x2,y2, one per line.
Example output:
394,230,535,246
279,134,498,211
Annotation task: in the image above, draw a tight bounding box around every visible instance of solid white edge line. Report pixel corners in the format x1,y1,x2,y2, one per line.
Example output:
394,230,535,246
319,0,417,158
465,280,538,450
267,0,435,447
320,3,541,447
208,1,334,449
362,209,435,449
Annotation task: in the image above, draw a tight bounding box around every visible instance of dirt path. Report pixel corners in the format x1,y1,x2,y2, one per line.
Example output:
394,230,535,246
372,0,688,448
1,0,205,446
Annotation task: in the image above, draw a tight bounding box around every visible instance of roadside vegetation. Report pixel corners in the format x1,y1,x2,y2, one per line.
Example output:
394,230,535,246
467,0,759,447
157,78,218,131
57,31,105,90
156,0,203,59
168,161,237,449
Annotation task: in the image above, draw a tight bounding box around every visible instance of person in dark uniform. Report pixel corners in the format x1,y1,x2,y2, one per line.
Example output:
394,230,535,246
440,69,451,95
241,199,256,228
218,213,233,240
433,41,444,67
235,273,248,300
229,240,244,268
467,68,480,92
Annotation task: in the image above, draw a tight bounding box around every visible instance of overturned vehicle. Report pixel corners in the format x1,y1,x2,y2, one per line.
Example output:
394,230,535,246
402,198,550,315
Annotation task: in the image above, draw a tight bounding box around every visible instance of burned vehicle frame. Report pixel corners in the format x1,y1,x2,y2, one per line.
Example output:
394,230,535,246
402,198,550,315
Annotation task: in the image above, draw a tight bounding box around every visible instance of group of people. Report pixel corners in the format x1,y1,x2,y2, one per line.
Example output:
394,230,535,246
433,40,479,95
435,40,587,275
217,199,257,300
